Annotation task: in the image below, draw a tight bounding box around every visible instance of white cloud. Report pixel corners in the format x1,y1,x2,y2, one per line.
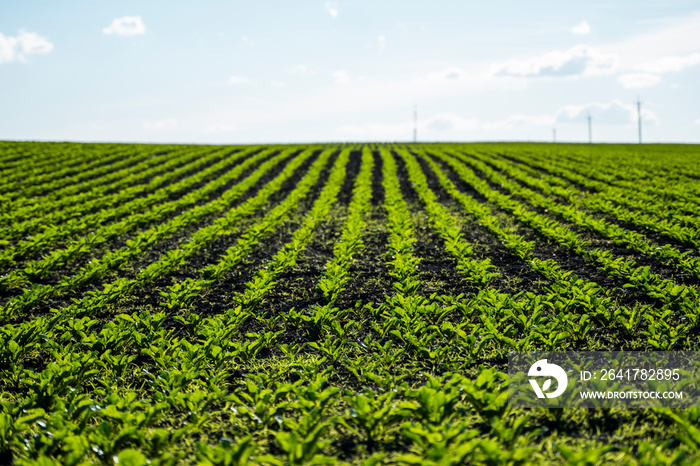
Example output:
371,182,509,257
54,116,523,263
635,53,700,74
338,113,477,138
422,66,493,86
270,80,286,88
555,100,659,125
378,35,386,48
337,122,411,138
425,113,479,132
102,16,147,36
617,73,662,88
238,64,495,128
325,2,338,18
610,13,700,70
496,45,618,78
483,114,555,131
571,21,590,35
203,123,237,133
143,118,177,130
0,30,53,64
291,64,315,75
481,100,660,133
423,66,488,84
228,75,250,85
695,118,700,125
332,70,350,84
241,35,254,46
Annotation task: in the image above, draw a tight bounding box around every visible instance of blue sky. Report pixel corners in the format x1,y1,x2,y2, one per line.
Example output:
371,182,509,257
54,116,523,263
1,0,699,143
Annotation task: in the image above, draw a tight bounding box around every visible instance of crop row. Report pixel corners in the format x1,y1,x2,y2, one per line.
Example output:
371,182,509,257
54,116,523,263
426,148,700,348
458,151,700,281
1,142,700,464
0,147,280,287
0,147,325,318
492,148,700,228
0,143,144,196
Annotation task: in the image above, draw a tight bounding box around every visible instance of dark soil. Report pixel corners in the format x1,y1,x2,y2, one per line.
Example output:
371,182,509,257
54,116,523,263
1,150,323,322
113,150,341,320
493,151,598,194
475,153,700,274
0,147,280,293
421,149,664,307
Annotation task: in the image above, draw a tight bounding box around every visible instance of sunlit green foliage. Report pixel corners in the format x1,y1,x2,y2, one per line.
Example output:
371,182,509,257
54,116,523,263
1,141,699,464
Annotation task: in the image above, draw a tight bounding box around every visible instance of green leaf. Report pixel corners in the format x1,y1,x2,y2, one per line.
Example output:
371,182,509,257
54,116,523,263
115,449,149,466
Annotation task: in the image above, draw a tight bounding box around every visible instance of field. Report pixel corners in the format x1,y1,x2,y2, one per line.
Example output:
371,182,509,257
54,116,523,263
2,141,700,465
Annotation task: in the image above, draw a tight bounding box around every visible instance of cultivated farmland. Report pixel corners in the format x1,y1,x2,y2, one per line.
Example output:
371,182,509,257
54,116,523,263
2,141,700,464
